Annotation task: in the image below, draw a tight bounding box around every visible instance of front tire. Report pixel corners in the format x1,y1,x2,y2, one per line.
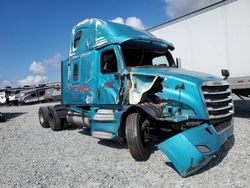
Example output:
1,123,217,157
126,113,151,161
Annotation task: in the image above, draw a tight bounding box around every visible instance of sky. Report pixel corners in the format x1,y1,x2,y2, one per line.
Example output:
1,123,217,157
0,0,220,88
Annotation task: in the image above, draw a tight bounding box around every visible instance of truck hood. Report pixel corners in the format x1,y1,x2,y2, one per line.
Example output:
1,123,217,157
129,67,223,120
130,67,219,85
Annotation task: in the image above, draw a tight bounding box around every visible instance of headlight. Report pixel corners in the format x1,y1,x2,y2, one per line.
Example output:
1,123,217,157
196,145,210,153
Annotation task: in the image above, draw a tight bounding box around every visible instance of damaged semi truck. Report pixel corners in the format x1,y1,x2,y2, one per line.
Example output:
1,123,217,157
38,19,234,177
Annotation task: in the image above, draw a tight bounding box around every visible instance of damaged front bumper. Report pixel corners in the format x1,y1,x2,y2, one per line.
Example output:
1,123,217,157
157,122,234,177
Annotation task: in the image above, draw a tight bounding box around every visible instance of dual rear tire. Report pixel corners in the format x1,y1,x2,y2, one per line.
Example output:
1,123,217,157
47,106,62,131
38,106,50,128
38,106,67,131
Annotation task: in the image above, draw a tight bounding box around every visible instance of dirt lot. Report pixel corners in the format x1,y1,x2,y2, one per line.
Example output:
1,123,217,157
0,98,250,187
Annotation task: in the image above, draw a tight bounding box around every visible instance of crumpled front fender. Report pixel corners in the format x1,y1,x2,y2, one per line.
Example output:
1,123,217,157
157,123,234,177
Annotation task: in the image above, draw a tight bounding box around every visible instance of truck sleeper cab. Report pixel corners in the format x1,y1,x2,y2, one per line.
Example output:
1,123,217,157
38,19,234,177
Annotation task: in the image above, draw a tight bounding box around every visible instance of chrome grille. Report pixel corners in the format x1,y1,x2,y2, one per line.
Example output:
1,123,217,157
201,81,234,132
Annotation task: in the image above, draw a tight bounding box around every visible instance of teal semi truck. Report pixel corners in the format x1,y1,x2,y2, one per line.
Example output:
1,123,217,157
38,19,234,177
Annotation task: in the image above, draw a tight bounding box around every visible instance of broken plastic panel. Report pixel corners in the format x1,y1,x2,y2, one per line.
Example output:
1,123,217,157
157,123,234,177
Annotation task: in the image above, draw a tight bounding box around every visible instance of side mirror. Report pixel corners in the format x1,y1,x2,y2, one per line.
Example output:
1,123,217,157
176,58,181,68
221,69,230,80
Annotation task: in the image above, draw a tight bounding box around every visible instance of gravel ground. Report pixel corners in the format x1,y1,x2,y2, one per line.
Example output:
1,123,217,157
0,97,249,188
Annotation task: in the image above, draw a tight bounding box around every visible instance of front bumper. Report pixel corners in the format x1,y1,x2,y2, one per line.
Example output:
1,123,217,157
157,122,234,177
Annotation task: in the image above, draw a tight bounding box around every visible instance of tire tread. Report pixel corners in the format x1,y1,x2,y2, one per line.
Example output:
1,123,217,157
126,113,150,161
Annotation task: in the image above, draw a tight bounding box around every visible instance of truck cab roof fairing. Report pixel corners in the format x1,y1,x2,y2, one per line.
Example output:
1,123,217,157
70,18,174,56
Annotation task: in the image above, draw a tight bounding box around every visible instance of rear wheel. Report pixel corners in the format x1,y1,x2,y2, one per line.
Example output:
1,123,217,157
38,106,50,128
62,118,70,129
126,112,151,161
48,106,62,131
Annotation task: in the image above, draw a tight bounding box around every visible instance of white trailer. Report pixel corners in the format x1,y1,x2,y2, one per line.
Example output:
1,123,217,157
149,0,250,97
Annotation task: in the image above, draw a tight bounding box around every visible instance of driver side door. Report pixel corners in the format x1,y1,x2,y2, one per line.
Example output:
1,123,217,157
97,46,122,105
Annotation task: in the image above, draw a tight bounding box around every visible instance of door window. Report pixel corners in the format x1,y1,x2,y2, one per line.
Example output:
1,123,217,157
73,63,78,81
101,49,118,74
39,91,45,96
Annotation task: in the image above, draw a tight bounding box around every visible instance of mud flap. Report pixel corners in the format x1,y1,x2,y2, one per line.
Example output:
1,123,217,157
157,123,233,177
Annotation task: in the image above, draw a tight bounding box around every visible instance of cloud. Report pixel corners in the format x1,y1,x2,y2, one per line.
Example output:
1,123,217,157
29,61,45,74
17,75,47,86
0,53,61,88
111,17,124,24
126,17,145,30
29,53,62,75
1,80,12,87
42,52,62,67
111,17,145,30
164,0,221,19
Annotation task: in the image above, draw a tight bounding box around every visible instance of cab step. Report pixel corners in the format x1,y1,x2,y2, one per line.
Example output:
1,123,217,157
92,131,114,139
93,109,114,121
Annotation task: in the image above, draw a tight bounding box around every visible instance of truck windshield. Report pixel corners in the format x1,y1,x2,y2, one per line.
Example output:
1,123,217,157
121,44,176,69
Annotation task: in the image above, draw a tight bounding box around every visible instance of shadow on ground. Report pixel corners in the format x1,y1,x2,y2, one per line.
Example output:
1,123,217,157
165,135,235,177
97,139,128,149
233,99,250,118
78,128,92,136
78,128,128,149
65,124,82,131
0,112,27,122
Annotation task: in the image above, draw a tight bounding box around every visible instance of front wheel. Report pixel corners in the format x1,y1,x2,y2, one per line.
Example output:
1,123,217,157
126,113,151,161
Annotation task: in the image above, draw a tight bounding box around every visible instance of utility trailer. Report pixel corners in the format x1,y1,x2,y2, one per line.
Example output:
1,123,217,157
5,89,23,106
20,83,61,105
44,87,61,102
1,82,61,106
149,0,250,98
38,19,234,177
18,88,47,105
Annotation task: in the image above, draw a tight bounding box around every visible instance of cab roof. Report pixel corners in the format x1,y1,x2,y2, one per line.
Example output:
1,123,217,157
70,18,174,56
